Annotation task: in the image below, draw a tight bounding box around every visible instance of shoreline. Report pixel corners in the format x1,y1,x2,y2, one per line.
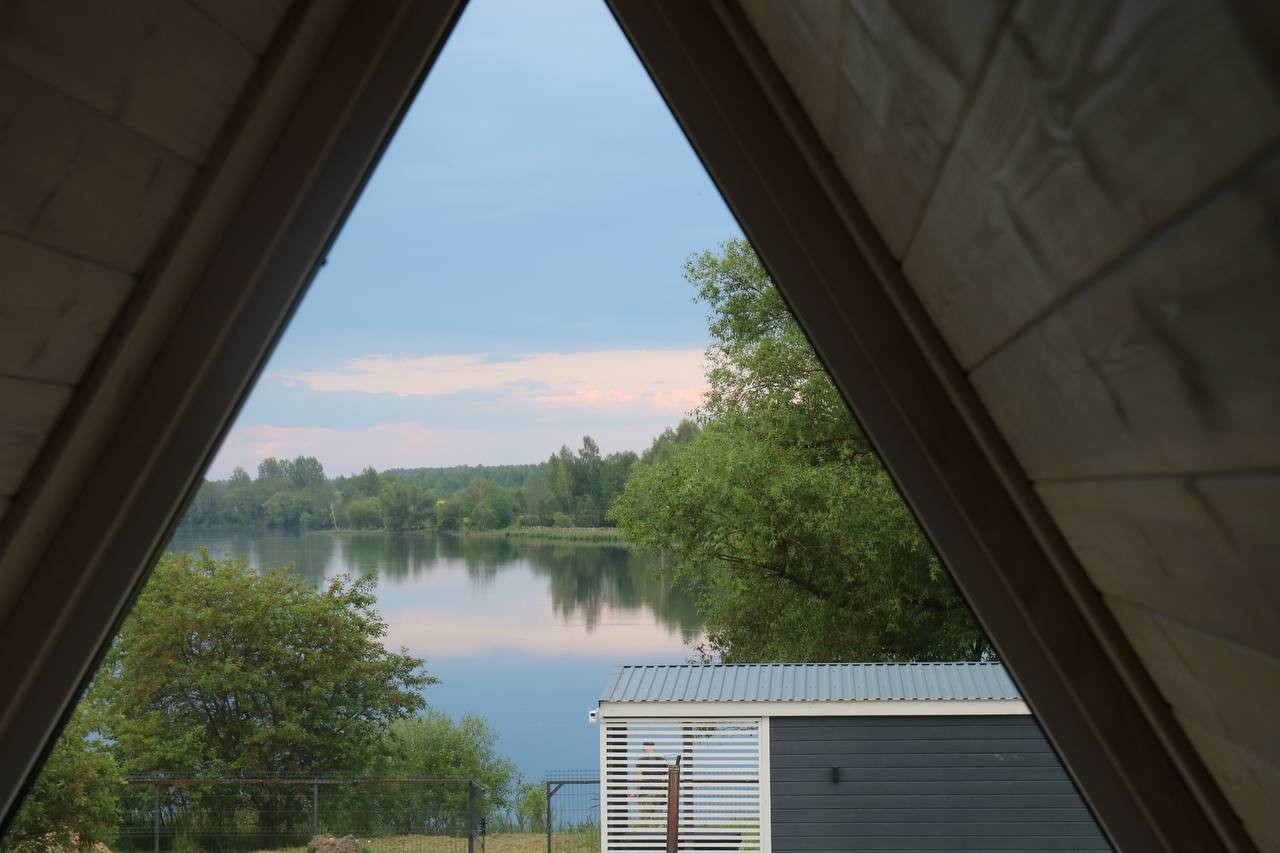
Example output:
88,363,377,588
175,524,630,546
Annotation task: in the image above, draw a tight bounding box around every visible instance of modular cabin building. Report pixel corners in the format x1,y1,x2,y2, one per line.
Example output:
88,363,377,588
598,663,1109,853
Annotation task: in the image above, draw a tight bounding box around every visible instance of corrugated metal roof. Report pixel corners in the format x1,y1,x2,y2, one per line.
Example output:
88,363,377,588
601,663,1019,703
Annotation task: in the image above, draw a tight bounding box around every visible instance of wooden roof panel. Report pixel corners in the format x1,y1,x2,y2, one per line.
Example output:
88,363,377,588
734,0,1279,849
902,0,1280,368
189,0,294,56
0,233,133,385
0,66,197,273
0,0,259,163
1046,477,1280,658
0,377,73,496
971,155,1280,479
739,0,1003,257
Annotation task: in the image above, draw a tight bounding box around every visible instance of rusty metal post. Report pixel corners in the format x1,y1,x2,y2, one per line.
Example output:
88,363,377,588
468,780,477,853
665,758,681,853
545,781,553,853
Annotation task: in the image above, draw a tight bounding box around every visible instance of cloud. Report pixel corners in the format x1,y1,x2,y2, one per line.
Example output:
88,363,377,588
275,348,707,413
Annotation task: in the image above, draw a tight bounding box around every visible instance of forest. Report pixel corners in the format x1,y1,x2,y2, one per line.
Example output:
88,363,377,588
180,422,700,533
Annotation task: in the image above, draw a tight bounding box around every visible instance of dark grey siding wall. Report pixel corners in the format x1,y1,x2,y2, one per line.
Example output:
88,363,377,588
769,716,1110,852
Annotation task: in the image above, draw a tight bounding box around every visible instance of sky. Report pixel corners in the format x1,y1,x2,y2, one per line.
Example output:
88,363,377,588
209,0,742,478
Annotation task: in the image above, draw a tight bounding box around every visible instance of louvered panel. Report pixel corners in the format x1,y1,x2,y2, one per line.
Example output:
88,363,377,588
603,718,763,853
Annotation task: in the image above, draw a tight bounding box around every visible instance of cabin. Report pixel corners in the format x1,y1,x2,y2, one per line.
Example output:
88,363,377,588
597,663,1109,853
1,3,1276,850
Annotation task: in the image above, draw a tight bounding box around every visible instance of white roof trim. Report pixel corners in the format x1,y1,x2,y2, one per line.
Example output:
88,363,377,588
597,698,1031,718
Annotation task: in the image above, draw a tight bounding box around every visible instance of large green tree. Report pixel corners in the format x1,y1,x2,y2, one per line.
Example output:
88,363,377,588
97,551,433,776
611,239,989,662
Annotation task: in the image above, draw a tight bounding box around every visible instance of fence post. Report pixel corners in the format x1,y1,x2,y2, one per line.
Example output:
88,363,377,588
666,758,681,853
153,783,161,853
467,780,477,853
545,781,553,853
312,781,319,838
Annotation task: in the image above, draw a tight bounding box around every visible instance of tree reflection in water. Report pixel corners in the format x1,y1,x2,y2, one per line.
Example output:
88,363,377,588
166,528,703,643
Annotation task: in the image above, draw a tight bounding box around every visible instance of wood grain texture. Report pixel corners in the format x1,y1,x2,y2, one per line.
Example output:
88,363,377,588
0,66,197,274
1161,617,1280,772
1040,475,1280,656
613,2,1255,848
0,234,133,385
1109,597,1280,852
971,156,1280,479
0,0,258,163
740,0,1003,257
0,378,73,496
903,0,1280,367
1179,715,1280,853
188,0,293,55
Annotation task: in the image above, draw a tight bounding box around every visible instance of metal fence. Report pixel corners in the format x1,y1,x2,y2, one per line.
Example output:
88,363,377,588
119,777,485,853
544,771,598,853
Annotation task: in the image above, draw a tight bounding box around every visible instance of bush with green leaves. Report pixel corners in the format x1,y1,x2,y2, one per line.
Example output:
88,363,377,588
3,704,120,851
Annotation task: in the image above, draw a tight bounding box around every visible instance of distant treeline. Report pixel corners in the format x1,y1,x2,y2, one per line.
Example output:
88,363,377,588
181,420,700,532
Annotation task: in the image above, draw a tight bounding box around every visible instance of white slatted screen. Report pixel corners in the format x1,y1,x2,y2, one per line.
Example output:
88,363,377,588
603,718,762,853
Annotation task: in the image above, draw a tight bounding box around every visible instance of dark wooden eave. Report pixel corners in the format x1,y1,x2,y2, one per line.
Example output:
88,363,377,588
605,2,1264,852
0,0,465,826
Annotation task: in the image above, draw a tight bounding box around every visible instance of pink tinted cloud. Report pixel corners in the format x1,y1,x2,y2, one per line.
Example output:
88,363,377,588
276,348,708,413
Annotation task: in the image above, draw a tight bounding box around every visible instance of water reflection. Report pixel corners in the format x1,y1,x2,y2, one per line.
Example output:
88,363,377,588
166,528,702,648
165,528,703,776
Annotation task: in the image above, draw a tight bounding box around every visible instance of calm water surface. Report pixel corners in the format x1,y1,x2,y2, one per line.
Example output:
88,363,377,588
166,528,703,779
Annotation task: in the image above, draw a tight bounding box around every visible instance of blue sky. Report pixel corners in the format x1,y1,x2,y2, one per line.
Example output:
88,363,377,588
210,0,742,478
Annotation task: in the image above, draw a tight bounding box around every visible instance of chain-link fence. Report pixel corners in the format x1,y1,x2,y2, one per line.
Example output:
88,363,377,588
544,771,598,853
118,777,485,853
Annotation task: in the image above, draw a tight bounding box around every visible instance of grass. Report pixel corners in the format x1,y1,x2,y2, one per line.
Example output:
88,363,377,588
258,830,597,853
471,527,627,544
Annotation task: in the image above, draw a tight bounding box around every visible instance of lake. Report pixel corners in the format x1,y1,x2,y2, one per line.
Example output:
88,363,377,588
165,528,704,780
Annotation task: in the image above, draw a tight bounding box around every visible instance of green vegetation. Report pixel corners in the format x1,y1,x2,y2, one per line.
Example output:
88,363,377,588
99,552,430,777
181,433,673,532
611,239,991,662
469,526,626,544
2,705,120,852
5,553,525,850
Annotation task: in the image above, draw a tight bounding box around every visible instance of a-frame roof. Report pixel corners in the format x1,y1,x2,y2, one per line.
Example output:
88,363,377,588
1,2,1275,851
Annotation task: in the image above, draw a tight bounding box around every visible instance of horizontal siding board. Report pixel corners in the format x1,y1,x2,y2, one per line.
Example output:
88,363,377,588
771,766,1073,783
776,822,1107,838
770,752,1066,770
773,835,1107,852
768,780,1081,797
772,738,1053,756
770,716,1108,852
772,794,1095,810
766,722,1043,740
771,808,1098,825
